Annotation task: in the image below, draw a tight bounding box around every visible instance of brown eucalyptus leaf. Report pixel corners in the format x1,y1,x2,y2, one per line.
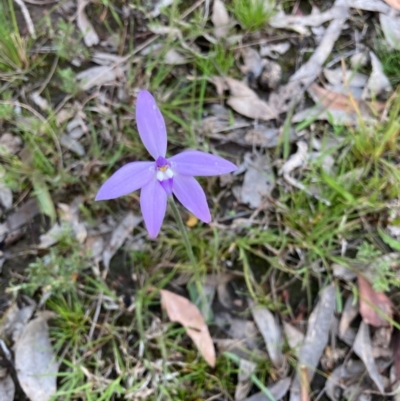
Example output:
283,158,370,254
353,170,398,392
358,275,393,327
160,290,216,367
382,0,400,10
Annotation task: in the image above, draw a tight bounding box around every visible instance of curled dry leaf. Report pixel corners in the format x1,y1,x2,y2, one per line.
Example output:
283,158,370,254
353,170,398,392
0,373,15,401
15,312,58,401
76,0,99,47
338,294,358,345
358,275,393,327
212,0,230,39
353,322,385,393
160,290,216,367
212,77,278,121
240,47,264,79
259,59,282,90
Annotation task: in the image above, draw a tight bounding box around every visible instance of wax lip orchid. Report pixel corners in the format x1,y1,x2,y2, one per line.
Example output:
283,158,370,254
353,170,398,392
95,90,237,238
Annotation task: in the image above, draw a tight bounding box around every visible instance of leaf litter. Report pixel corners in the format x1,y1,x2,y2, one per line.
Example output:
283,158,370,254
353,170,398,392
2,0,400,398
15,312,58,401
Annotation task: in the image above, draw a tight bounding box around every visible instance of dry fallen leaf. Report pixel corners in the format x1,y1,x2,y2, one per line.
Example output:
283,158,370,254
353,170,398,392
240,47,264,79
164,49,187,65
358,275,393,327
76,0,99,47
289,285,336,399
77,66,124,91
0,198,40,240
235,358,256,401
212,0,230,39
353,322,385,393
160,289,216,367
251,302,284,369
29,92,49,111
38,223,63,249
349,0,391,13
268,0,349,115
325,361,366,401
245,378,291,401
269,0,348,34
15,312,58,401
103,212,141,270
0,133,22,155
362,52,393,99
0,169,12,210
283,322,304,355
338,294,358,345
392,325,400,381
0,296,36,342
294,84,385,126
0,373,15,401
382,0,400,10
379,12,400,50
152,0,174,17
241,153,275,208
212,77,278,121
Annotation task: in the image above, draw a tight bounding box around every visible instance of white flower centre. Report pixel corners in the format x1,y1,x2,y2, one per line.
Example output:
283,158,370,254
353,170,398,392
156,167,174,182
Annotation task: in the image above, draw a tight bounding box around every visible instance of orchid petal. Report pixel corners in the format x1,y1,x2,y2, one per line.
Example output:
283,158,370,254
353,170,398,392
95,161,154,200
140,179,167,238
169,150,237,176
172,175,211,223
136,90,167,159
160,178,173,197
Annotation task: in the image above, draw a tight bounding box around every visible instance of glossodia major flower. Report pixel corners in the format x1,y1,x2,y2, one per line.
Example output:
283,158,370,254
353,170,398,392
95,90,237,238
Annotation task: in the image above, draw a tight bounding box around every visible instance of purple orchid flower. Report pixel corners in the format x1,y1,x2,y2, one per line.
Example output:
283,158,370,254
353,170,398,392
95,90,237,238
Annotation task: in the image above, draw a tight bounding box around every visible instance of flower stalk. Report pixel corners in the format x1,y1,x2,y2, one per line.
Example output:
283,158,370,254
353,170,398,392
170,198,207,315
